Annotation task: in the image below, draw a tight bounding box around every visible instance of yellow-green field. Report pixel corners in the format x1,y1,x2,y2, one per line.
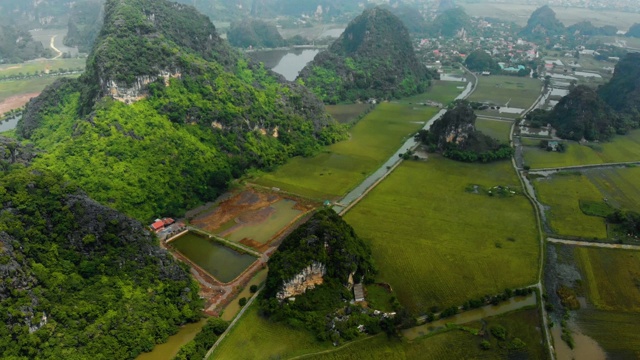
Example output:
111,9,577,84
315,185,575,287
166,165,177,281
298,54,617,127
576,248,640,312
210,303,330,360
325,104,370,124
398,80,467,105
583,167,640,212
345,157,539,313
254,103,439,200
573,247,640,358
533,173,608,239
523,130,640,169
467,75,541,109
0,77,62,103
476,118,512,143
0,58,86,77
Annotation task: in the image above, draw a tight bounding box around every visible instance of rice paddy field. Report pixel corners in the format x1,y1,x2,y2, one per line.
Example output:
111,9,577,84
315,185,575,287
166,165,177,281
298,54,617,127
254,103,440,200
210,303,331,360
533,173,608,239
344,157,539,313
0,58,86,78
325,103,371,124
533,167,640,239
574,248,640,358
467,75,542,109
0,77,62,103
476,118,513,143
397,80,467,105
522,130,640,169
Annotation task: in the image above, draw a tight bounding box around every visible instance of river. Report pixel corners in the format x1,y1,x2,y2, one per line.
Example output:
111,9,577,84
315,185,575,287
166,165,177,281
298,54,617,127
403,294,537,340
0,116,20,132
248,48,321,81
136,319,208,360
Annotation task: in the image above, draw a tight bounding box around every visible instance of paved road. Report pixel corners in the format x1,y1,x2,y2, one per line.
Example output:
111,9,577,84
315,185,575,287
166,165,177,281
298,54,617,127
333,78,476,214
547,237,640,250
529,161,640,173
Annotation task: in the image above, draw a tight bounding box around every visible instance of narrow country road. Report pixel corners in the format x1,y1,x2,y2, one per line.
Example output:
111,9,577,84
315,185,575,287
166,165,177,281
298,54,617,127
529,161,640,173
547,237,640,250
50,35,62,60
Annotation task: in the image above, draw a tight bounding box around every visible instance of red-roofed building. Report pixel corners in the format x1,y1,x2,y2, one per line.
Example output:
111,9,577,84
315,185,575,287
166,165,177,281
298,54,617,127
150,218,175,232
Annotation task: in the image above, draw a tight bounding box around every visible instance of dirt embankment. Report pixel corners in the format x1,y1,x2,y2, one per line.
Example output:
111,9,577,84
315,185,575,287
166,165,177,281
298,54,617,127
0,93,40,114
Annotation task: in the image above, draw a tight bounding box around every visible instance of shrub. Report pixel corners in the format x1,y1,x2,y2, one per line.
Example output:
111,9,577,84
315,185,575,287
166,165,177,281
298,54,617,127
239,297,247,306
490,325,507,340
480,340,491,350
250,285,258,293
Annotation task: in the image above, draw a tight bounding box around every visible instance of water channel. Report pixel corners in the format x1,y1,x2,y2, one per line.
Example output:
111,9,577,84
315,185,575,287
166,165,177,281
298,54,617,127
403,294,537,340
136,319,208,360
0,116,20,132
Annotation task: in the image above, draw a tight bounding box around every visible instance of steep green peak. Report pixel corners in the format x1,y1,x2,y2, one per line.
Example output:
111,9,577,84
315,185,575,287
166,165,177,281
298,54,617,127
85,0,236,95
298,6,433,103
520,5,565,39
330,7,412,57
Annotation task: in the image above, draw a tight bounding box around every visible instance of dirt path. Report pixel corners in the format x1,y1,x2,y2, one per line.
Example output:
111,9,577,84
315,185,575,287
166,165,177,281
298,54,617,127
50,36,62,60
547,237,640,250
0,92,40,114
529,161,640,173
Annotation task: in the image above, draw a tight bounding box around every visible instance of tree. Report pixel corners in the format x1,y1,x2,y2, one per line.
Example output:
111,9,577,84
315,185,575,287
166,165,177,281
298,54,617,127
239,297,247,306
250,285,258,293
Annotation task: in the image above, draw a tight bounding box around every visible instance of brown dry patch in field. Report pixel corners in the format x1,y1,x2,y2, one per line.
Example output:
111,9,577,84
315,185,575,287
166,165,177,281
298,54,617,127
190,189,281,232
0,92,40,114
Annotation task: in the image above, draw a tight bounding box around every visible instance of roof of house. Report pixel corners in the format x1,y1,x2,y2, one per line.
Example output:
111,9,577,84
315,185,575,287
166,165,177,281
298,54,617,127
151,221,165,230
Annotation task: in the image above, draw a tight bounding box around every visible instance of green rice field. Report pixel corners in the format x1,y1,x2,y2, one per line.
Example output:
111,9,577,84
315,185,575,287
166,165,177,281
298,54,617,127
325,103,370,124
476,118,512,143
523,130,640,169
575,247,640,312
533,173,608,239
210,303,330,360
467,75,542,109
397,80,467,105
344,157,539,313
0,77,62,103
0,58,86,77
254,103,440,200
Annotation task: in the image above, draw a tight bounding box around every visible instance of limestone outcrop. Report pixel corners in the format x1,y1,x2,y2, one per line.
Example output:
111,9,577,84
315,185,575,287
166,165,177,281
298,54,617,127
276,262,326,300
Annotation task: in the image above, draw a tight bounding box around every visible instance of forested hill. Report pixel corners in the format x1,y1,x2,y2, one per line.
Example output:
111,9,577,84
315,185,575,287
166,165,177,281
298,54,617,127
227,20,286,49
598,52,640,119
298,7,434,103
18,0,345,222
0,26,53,63
0,166,202,358
519,5,565,40
64,0,104,53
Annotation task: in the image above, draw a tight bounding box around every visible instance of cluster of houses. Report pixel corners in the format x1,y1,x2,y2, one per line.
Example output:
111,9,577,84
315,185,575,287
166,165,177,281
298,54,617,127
149,217,186,240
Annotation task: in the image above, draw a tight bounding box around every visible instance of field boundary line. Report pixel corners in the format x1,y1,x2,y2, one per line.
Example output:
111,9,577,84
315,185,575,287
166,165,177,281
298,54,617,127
187,226,261,257
547,237,640,250
511,83,556,360
204,288,263,359
287,333,385,360
529,161,640,173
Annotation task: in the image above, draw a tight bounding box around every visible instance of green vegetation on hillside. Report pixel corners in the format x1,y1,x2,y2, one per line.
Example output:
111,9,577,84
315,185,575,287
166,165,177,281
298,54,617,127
298,7,434,103
18,0,344,222
0,25,53,63
227,20,287,49
64,0,103,53
416,101,513,163
344,158,539,313
426,7,473,37
519,5,565,40
0,167,203,359
261,209,379,342
626,23,640,38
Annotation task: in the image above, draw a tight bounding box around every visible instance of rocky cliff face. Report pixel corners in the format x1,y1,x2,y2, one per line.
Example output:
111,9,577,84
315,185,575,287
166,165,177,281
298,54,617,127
276,262,326,300
104,70,182,103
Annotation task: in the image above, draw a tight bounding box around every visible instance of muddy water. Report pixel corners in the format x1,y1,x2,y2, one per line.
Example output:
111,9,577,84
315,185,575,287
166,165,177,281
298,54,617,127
551,325,607,360
225,199,302,244
136,319,207,360
403,294,536,340
0,116,20,132
169,232,256,283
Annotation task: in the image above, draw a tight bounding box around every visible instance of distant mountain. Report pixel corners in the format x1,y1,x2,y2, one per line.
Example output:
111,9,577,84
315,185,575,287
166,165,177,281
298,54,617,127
0,25,53,63
298,7,434,103
385,4,428,34
626,23,640,38
227,20,286,49
547,85,621,141
18,0,344,221
519,5,565,40
427,7,473,37
64,0,104,53
0,0,72,27
567,21,617,37
598,53,640,122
